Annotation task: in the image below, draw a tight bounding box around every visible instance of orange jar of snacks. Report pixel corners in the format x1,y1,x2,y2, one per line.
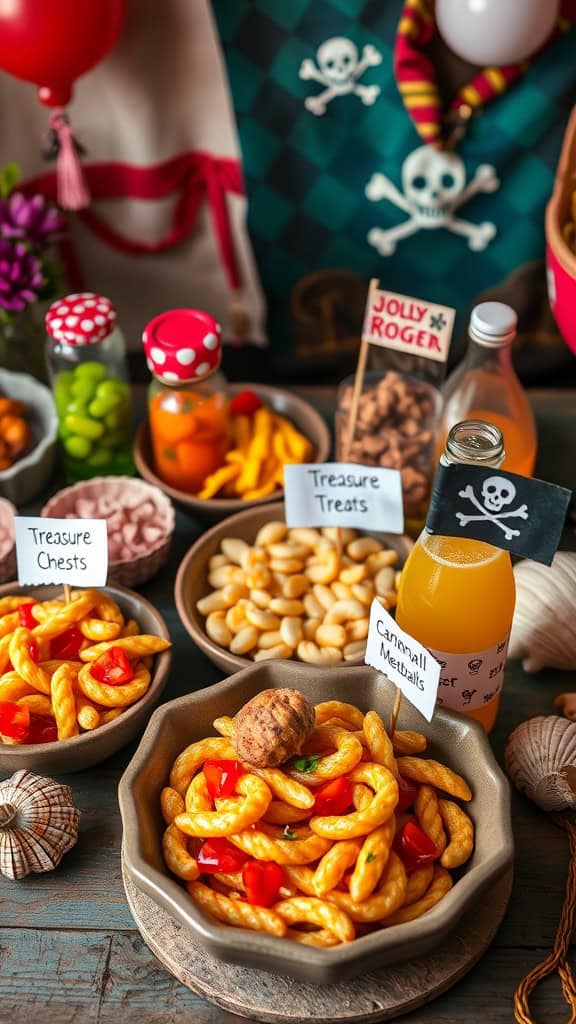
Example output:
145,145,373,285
143,310,229,494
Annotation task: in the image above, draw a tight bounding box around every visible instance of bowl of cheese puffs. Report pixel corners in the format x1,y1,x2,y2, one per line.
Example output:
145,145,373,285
119,664,513,984
0,582,172,773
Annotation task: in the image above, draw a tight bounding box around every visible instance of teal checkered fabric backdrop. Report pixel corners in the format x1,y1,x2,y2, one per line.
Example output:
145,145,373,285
212,0,576,353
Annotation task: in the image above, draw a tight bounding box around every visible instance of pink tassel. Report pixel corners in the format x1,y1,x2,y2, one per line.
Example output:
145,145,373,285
49,110,90,211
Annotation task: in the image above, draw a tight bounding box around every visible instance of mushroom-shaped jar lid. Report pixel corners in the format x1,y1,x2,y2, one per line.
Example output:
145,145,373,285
46,293,116,346
142,309,222,383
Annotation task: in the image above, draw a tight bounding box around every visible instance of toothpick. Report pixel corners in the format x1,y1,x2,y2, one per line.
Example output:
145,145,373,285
389,687,403,737
63,584,71,605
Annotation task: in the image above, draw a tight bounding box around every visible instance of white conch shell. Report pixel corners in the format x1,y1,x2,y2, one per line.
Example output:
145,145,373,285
0,769,80,880
505,716,576,813
508,552,576,672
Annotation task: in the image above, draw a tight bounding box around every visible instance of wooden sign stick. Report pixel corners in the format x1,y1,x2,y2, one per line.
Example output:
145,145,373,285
335,278,379,557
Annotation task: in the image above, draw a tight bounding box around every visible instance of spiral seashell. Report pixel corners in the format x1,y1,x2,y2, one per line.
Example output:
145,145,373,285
508,552,576,672
0,770,80,880
505,716,576,813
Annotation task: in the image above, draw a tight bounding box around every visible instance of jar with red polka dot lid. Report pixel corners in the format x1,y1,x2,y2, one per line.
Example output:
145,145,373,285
142,308,229,494
45,292,134,482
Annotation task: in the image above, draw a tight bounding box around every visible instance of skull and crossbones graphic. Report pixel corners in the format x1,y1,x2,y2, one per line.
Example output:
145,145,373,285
365,145,500,255
456,477,529,541
299,37,382,116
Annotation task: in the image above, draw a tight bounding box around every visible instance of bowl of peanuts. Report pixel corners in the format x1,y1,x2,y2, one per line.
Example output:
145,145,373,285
174,501,412,674
119,665,513,983
0,370,58,506
0,582,172,773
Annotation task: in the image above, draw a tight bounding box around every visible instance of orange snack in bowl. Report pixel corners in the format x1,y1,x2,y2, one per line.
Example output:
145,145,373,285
0,397,31,470
197,397,314,502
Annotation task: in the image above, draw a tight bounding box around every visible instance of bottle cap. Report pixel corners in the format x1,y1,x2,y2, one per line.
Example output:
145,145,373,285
142,309,222,383
45,293,116,346
469,302,517,347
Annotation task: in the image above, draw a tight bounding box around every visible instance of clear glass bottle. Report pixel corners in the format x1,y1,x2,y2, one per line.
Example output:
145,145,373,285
335,369,442,537
45,293,133,481
438,302,537,477
396,420,516,734
142,309,229,494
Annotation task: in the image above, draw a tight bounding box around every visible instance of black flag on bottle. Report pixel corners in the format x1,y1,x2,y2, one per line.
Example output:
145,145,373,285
426,464,572,566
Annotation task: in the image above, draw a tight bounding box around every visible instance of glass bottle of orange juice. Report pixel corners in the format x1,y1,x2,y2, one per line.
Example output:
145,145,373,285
439,302,537,476
396,420,515,733
142,309,229,494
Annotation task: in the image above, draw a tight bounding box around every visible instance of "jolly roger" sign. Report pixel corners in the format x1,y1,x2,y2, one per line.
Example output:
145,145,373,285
426,464,572,565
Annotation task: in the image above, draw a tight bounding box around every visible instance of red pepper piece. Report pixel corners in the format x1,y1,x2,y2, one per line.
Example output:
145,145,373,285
0,701,30,742
50,626,84,661
229,390,263,417
26,714,58,745
242,860,286,907
396,775,419,814
394,820,440,872
313,777,353,816
197,837,249,875
203,759,244,799
90,646,134,685
18,603,38,629
28,639,39,664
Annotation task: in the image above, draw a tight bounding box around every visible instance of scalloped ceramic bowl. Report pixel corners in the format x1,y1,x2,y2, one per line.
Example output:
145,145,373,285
119,663,513,984
0,582,172,774
0,497,17,582
41,476,175,587
174,500,413,675
0,370,58,506
134,383,331,523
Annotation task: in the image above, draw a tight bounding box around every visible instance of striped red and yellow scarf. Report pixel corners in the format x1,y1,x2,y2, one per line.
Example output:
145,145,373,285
394,0,576,147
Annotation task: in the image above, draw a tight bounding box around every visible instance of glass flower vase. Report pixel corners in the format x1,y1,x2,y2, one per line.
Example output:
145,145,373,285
0,307,47,383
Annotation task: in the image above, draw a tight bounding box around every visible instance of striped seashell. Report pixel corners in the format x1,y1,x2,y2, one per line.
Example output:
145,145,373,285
0,769,80,880
505,716,576,813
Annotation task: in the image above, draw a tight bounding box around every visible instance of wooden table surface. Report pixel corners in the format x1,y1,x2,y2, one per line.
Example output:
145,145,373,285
1,388,575,1024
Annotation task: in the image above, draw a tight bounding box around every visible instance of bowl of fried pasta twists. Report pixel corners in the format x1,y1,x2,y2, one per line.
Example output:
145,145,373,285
119,664,513,984
0,583,172,773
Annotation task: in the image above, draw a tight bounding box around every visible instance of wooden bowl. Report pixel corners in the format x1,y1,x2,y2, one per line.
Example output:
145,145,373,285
0,583,172,774
119,664,513,984
174,500,413,676
133,383,331,523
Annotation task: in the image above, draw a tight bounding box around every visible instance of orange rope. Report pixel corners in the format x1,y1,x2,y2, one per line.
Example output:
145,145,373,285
514,814,576,1024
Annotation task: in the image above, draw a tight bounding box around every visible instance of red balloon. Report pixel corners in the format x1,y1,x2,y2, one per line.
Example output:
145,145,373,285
0,0,126,106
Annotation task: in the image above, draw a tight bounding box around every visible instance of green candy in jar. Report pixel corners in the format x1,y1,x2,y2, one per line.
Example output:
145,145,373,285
45,294,135,482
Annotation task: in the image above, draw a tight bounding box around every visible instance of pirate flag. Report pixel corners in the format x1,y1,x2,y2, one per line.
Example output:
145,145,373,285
426,464,572,566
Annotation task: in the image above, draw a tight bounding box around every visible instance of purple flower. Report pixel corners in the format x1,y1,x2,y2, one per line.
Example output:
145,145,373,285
0,192,65,248
0,240,44,312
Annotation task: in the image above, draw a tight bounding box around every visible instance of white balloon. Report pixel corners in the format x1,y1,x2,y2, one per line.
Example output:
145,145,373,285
436,0,561,65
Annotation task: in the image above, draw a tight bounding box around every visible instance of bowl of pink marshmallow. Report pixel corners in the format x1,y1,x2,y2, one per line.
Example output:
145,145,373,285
41,477,175,586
